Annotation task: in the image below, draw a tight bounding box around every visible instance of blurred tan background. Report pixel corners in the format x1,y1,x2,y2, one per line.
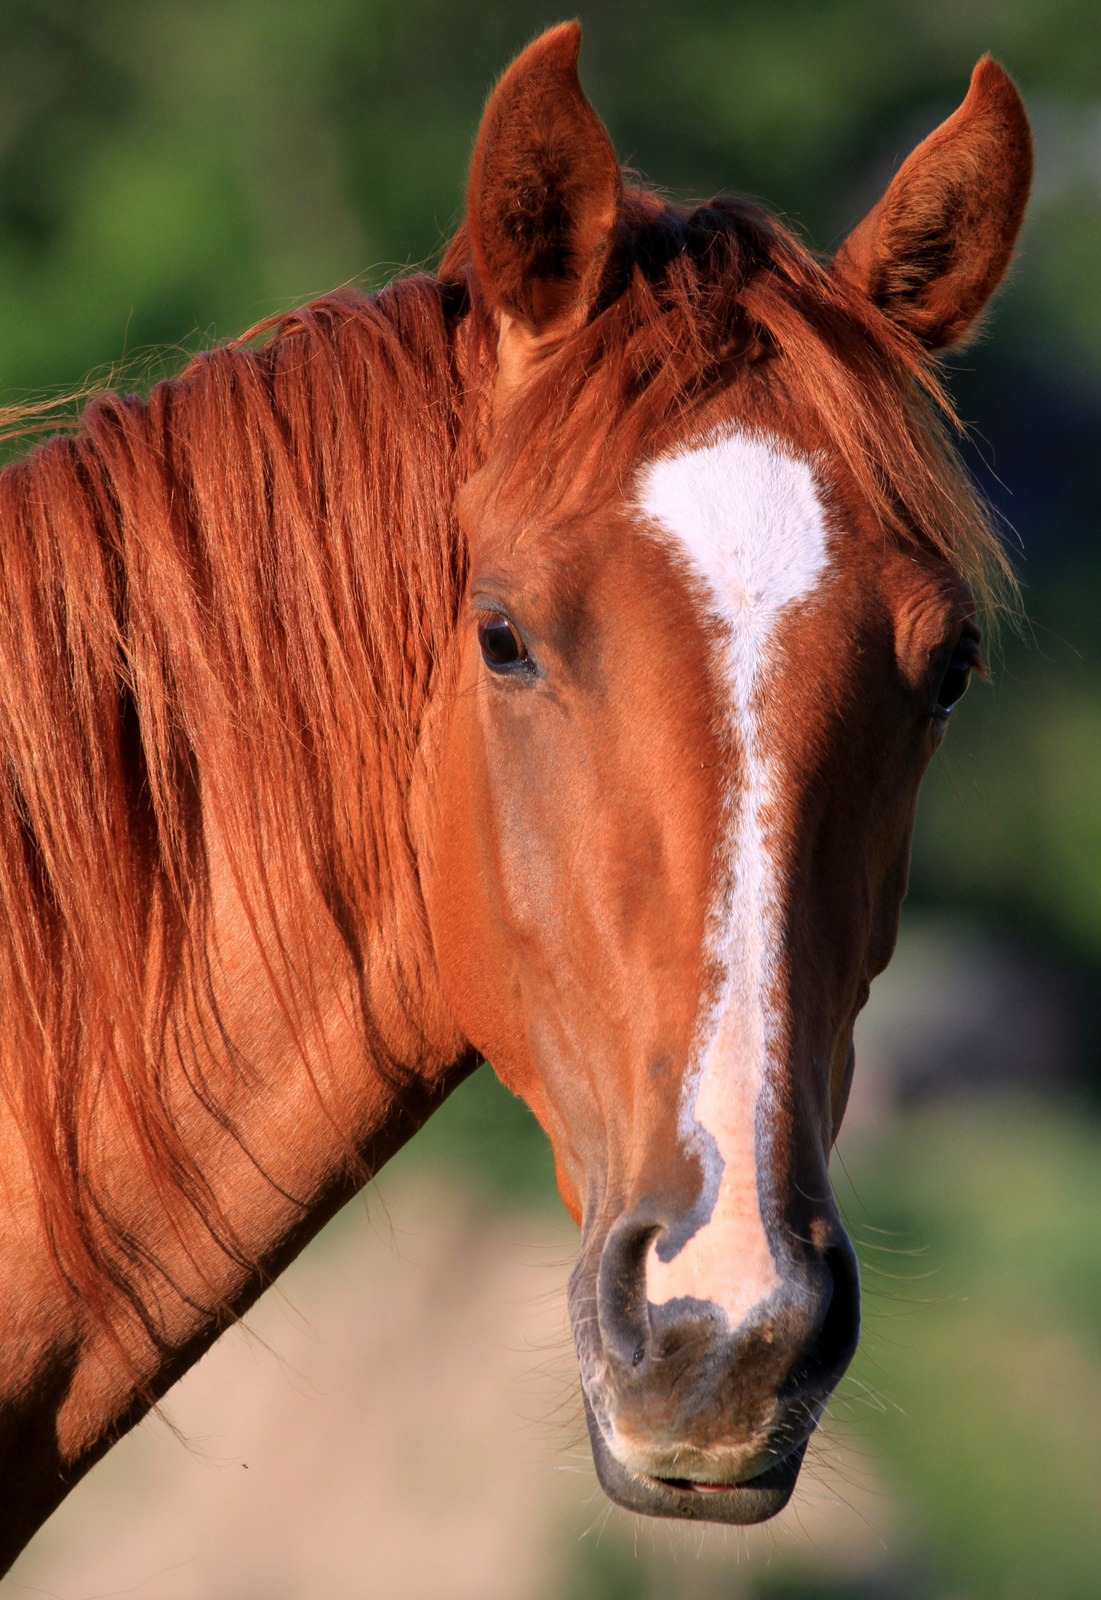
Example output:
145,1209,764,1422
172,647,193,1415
0,3,1098,1597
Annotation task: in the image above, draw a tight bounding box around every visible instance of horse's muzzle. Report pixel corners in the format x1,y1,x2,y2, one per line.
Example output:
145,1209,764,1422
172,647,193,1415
570,1209,861,1524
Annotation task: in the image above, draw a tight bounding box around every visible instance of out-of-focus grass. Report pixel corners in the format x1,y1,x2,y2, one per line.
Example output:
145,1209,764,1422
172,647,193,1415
839,1100,1101,1600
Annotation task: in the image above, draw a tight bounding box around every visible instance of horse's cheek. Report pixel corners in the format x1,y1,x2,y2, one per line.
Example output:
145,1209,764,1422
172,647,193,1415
419,687,547,1120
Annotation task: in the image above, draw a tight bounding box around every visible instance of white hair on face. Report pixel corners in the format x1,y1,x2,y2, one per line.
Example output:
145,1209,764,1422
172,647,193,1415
636,430,831,1328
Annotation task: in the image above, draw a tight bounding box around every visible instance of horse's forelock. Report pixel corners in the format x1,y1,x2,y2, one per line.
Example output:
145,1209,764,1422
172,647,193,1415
468,184,1011,622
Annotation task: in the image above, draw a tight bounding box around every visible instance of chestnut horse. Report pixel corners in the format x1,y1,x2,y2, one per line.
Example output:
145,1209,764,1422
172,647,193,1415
0,24,1030,1566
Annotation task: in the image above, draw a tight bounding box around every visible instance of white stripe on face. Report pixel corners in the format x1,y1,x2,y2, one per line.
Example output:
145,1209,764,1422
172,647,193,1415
637,431,831,1328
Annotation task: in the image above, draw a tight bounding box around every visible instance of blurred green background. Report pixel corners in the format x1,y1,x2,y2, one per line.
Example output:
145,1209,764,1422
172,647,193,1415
0,2,1097,1597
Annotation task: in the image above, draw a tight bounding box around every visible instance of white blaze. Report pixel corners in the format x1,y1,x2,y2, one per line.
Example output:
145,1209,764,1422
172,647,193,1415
637,430,831,1327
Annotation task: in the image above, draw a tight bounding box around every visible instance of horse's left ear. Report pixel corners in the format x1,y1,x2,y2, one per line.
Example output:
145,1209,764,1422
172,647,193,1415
834,58,1032,349
464,22,621,403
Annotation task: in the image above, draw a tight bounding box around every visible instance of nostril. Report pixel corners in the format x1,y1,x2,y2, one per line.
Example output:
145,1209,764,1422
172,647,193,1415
784,1237,861,1400
596,1211,661,1370
818,1240,861,1370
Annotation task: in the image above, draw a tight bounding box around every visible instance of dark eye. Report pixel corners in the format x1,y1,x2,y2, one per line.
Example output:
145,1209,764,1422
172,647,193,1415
477,611,529,672
935,641,978,718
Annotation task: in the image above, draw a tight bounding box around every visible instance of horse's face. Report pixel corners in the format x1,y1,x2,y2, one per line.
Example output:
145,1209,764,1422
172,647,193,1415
431,421,973,1518
422,26,1029,1524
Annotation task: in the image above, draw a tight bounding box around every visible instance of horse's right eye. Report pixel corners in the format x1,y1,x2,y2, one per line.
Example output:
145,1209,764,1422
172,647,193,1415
935,654,972,716
477,612,529,671
934,633,982,721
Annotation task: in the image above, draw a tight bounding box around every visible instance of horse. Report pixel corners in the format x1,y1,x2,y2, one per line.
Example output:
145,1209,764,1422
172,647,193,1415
0,22,1030,1568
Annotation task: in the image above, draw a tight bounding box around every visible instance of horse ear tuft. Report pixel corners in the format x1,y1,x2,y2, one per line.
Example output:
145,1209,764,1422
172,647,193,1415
466,23,621,343
834,58,1032,350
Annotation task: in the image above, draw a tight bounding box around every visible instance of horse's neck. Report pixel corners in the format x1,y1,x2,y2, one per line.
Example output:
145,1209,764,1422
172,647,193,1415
0,287,480,1570
0,925,471,1571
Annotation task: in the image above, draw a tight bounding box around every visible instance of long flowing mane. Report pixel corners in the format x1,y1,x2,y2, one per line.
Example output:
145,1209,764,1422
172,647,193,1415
0,279,487,1333
0,184,1008,1341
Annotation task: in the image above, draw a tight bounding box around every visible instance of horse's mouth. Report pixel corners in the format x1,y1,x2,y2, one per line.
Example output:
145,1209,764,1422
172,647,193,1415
581,1393,807,1524
654,1476,750,1494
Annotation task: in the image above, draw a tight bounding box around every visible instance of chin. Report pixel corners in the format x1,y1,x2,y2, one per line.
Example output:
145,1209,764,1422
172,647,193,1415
581,1393,807,1525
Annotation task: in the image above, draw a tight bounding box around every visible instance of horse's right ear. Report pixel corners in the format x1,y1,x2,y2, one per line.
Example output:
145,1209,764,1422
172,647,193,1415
463,23,621,404
834,58,1032,349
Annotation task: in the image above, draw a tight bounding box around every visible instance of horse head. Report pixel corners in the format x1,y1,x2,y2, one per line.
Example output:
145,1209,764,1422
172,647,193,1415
421,24,1031,1523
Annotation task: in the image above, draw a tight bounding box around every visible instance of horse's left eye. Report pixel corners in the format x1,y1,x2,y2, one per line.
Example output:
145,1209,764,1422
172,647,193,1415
935,644,977,718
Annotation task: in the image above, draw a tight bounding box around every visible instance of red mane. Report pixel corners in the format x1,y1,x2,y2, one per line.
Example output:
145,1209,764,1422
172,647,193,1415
0,281,488,1332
